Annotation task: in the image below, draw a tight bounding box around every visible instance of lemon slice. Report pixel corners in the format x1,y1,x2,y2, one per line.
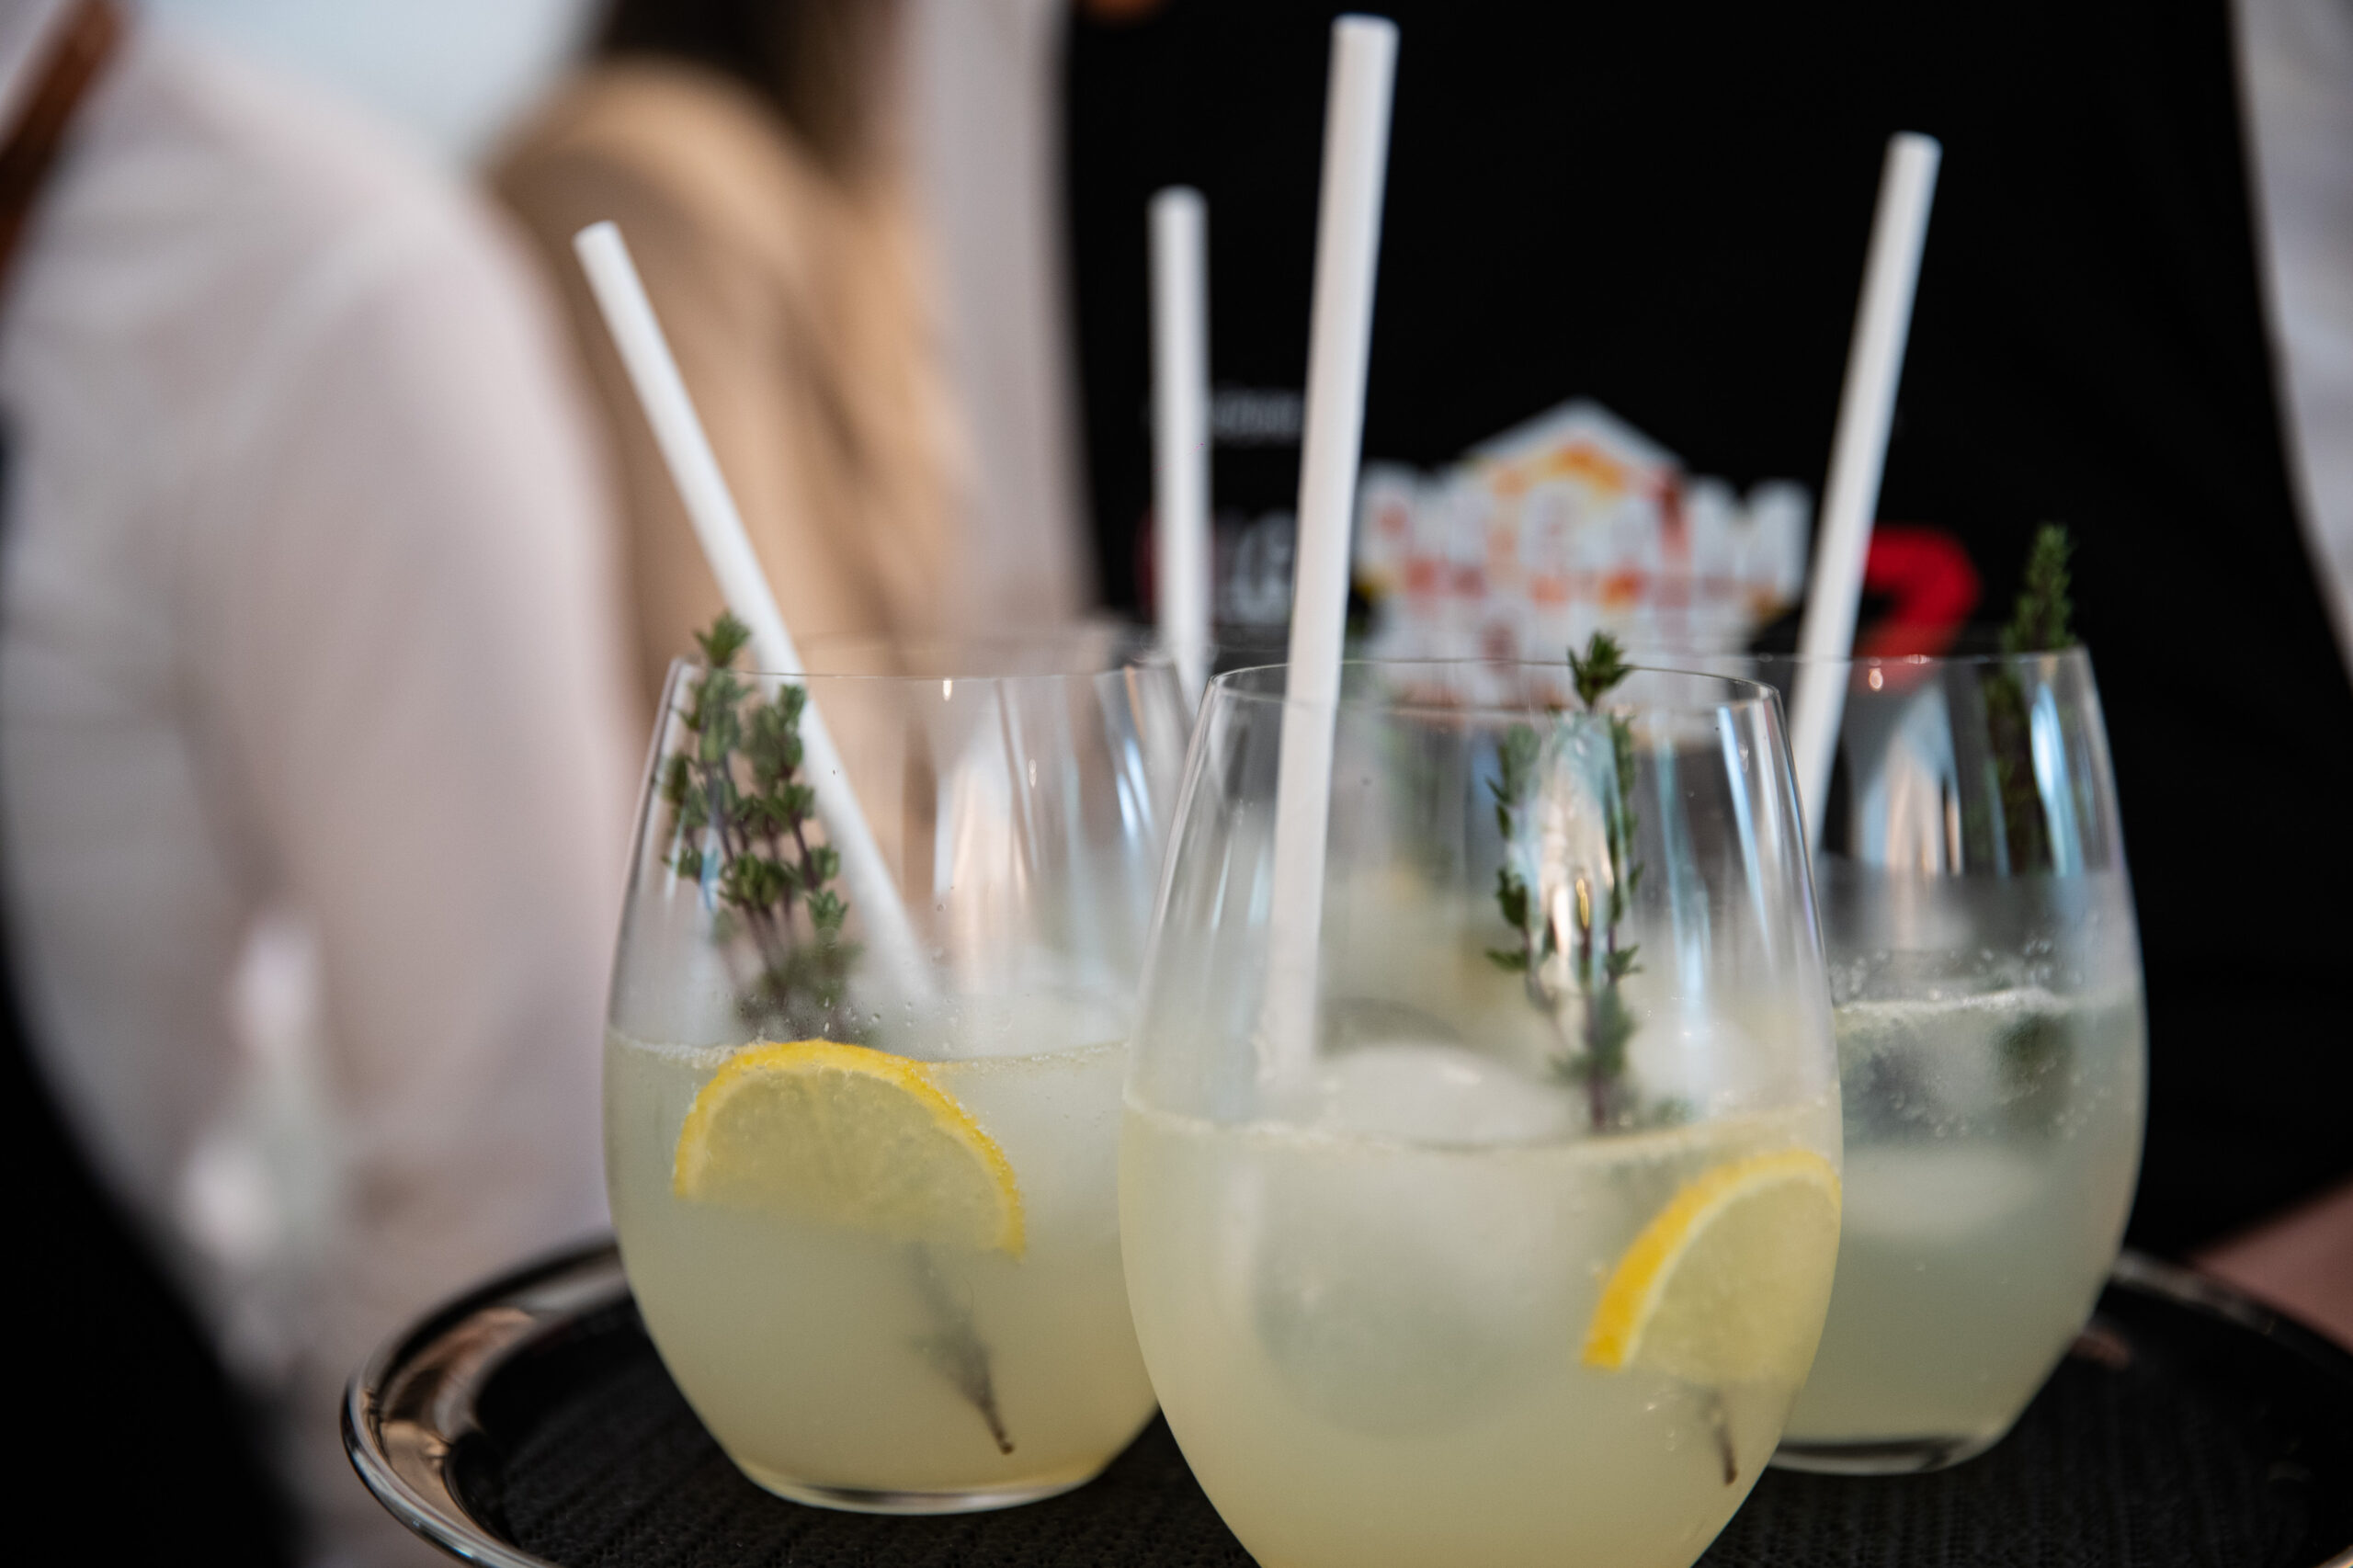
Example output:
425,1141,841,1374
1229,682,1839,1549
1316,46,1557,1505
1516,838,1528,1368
1582,1148,1840,1386
673,1040,1025,1256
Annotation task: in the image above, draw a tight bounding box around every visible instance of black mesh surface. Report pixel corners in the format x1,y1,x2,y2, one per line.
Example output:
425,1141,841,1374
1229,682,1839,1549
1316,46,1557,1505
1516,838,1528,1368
460,1282,2353,1568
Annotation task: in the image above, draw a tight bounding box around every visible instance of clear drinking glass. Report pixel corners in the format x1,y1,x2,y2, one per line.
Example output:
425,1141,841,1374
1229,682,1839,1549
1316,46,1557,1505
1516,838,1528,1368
1756,646,2146,1472
604,633,1190,1512
1120,660,1843,1568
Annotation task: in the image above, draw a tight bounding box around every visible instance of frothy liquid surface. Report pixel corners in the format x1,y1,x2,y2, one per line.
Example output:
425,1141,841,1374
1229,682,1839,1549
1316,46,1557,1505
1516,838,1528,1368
1120,1059,1839,1568
606,1032,1156,1498
1782,989,2144,1449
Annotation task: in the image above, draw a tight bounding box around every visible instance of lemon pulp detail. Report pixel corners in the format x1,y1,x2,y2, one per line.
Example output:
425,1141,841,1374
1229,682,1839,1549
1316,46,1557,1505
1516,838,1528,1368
673,1039,1026,1256
1582,1147,1841,1385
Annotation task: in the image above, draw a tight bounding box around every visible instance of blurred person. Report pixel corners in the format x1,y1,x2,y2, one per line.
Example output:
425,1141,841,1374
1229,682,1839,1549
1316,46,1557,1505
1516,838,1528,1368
0,1,636,1562
494,0,972,712
2239,0,2353,665
2203,0,2353,1347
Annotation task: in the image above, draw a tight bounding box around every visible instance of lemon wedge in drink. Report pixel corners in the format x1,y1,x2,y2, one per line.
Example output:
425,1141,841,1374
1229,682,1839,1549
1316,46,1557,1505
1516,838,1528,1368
673,1040,1025,1256
1583,1148,1840,1385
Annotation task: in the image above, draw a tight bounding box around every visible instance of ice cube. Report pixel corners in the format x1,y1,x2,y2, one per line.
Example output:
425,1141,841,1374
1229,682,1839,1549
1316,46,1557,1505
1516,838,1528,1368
1313,1042,1576,1145
1231,1047,1579,1437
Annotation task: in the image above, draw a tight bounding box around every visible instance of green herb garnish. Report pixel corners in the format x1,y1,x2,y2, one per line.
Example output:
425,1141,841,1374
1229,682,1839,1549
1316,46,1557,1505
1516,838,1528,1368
2000,523,2074,655
1984,525,2075,871
1489,632,1646,1128
664,612,858,1038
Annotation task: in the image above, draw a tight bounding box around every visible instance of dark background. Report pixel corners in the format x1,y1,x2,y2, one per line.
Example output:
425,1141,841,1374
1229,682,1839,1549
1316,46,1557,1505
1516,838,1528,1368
1065,0,2353,1254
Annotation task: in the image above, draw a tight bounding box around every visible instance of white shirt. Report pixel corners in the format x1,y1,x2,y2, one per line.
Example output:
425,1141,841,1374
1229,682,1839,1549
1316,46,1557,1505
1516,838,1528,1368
0,11,635,1564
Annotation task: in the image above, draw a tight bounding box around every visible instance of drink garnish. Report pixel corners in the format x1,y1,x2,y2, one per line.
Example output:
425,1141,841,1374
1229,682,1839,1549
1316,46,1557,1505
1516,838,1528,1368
1583,1148,1842,1483
1488,631,1650,1128
663,613,857,1039
1982,525,2075,872
663,617,1018,1450
671,1040,1024,1455
1999,523,2074,655
673,1039,1026,1256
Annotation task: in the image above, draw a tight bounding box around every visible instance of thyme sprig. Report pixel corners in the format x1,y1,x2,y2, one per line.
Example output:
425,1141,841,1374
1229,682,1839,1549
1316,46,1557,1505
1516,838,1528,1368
2001,524,2074,655
1489,632,1646,1128
664,613,858,1038
1984,525,2075,871
911,1246,1014,1454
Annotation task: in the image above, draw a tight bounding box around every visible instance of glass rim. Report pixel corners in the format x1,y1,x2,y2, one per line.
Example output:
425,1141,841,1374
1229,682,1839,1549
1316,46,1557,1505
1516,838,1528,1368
1204,657,1787,722
1721,642,2090,672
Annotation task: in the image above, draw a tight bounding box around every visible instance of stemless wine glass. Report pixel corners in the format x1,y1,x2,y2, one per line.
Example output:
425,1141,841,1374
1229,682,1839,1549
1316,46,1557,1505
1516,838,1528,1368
1120,659,1843,1568
604,631,1189,1512
1754,646,2147,1473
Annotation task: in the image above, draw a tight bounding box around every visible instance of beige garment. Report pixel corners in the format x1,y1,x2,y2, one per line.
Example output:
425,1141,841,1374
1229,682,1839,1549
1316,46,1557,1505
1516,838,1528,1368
494,61,966,710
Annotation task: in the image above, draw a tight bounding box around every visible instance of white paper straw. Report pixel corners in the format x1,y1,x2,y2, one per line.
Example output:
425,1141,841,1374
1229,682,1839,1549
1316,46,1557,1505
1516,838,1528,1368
572,221,932,1005
1150,187,1212,708
1257,16,1398,1083
1788,132,1942,846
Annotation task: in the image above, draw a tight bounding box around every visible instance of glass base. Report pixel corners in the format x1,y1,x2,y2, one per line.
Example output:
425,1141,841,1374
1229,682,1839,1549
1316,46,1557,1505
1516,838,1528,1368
737,1457,1108,1515
1770,1432,2000,1475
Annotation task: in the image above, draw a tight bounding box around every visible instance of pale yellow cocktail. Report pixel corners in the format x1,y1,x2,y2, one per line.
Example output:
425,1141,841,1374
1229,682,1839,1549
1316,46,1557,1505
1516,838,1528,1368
608,1030,1156,1509
1121,1055,1842,1568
